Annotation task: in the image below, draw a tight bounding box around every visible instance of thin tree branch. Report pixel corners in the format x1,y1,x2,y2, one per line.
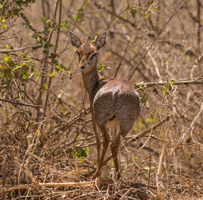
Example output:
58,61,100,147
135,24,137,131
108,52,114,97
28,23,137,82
126,0,186,80
0,182,92,194
114,38,130,78
93,1,136,28
105,6,129,31
37,0,60,119
0,98,43,108
0,44,39,53
44,0,62,112
0,17,17,36
136,79,203,90
197,0,201,55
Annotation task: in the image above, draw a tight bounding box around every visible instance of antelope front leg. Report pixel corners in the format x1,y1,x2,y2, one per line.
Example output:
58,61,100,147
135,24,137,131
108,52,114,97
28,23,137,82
92,124,110,179
92,114,101,164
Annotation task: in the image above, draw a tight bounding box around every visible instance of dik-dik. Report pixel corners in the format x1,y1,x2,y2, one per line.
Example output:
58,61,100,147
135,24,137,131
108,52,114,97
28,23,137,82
69,32,141,180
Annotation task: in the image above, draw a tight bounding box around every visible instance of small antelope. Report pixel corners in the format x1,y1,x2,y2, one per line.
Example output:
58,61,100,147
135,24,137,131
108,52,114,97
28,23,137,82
69,31,141,180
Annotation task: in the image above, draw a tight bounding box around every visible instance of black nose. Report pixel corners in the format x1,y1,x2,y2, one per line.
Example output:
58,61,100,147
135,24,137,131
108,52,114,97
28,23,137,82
81,66,85,69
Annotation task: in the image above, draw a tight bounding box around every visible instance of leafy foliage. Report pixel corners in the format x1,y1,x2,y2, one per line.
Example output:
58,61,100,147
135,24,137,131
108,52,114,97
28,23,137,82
162,80,175,96
1,0,36,19
0,0,72,101
74,147,89,159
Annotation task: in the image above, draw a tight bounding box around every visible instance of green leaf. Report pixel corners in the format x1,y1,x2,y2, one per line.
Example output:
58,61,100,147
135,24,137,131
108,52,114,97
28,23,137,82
130,9,138,18
55,65,60,70
4,55,11,62
55,65,65,72
54,96,58,102
50,72,55,77
143,13,149,17
33,71,38,78
1,24,7,29
140,94,147,103
61,20,69,29
13,9,19,17
162,82,173,96
23,68,28,79
13,64,23,71
5,44,10,49
134,83,145,91
42,83,48,91
29,71,35,78
74,147,89,158
98,64,104,72
134,84,140,89
1,69,7,78
29,70,38,78
37,129,41,137
162,86,166,95
73,15,77,19
42,17,48,21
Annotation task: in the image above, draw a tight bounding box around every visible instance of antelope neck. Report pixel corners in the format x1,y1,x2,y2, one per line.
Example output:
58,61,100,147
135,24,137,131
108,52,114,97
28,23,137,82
82,65,99,96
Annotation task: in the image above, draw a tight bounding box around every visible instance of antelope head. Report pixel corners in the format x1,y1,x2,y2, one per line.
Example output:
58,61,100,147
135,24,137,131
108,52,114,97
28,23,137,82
69,32,106,74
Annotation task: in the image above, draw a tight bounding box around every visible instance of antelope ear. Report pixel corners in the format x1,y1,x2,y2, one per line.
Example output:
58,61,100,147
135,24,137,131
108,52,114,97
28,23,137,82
69,32,82,48
95,32,106,50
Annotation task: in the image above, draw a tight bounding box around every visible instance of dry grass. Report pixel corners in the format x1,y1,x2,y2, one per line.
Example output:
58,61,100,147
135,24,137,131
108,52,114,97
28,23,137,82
1,0,203,199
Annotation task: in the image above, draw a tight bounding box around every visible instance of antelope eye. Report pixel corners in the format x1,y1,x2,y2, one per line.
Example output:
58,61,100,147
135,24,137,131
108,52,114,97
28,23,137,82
90,52,98,60
76,50,81,57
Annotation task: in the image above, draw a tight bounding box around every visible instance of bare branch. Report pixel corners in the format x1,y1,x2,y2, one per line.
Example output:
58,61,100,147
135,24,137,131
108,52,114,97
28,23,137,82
136,79,203,90
0,98,43,108
0,44,39,54
126,0,186,80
